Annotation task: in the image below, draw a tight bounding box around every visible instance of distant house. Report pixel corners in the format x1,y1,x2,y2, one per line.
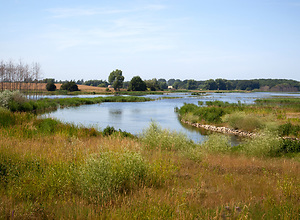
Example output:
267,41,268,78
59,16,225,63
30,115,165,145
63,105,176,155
108,85,112,88
168,86,174,89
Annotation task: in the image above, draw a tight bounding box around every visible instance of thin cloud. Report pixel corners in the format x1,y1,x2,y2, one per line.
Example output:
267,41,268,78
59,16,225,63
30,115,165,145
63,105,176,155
48,4,166,18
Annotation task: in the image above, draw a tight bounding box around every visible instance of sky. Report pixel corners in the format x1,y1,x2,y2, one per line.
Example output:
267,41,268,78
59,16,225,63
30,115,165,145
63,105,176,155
0,0,300,81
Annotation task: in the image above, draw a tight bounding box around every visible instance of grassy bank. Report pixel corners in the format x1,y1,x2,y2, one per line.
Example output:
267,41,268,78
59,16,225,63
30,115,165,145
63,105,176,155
0,108,299,219
178,98,300,138
0,90,153,113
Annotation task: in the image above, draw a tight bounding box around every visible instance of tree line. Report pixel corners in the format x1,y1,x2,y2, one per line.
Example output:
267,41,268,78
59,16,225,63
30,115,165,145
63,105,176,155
48,76,300,92
1,61,299,92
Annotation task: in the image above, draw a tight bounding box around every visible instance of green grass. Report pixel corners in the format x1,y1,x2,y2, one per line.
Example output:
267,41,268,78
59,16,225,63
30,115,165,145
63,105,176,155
6,95,153,113
1,94,300,219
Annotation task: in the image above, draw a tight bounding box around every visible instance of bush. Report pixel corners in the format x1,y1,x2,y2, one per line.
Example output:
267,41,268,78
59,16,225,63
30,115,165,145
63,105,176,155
224,112,264,132
242,130,281,157
141,121,195,151
202,133,231,153
278,122,300,137
0,90,26,109
60,81,79,92
0,108,16,127
78,151,148,203
178,103,226,123
46,82,56,91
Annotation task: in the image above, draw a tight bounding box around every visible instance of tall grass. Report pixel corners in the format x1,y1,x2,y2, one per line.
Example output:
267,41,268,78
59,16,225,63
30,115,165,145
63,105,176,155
78,151,148,203
223,111,264,132
141,121,196,151
0,110,299,219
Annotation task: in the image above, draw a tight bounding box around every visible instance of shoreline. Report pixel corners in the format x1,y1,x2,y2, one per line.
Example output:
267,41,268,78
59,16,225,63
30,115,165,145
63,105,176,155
180,119,257,137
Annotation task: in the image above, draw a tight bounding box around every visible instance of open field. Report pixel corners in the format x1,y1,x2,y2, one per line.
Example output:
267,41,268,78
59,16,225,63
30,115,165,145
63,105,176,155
0,82,111,93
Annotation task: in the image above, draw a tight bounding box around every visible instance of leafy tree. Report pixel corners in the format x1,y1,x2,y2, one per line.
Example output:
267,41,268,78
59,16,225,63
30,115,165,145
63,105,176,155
215,78,227,90
167,78,175,86
85,79,108,87
145,78,161,91
108,69,124,91
187,80,198,90
128,76,147,91
236,80,259,90
204,79,218,90
158,78,168,90
60,81,79,92
46,82,56,91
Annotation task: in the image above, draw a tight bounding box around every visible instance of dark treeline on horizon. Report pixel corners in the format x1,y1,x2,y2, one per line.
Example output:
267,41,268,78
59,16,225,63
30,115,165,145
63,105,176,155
49,78,300,92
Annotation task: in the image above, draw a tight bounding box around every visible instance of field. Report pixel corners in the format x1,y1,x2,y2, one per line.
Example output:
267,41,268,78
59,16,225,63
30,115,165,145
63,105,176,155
0,82,114,93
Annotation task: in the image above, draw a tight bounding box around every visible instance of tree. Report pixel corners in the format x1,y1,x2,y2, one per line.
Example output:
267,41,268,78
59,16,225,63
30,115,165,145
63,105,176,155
187,80,198,90
167,78,175,86
108,69,124,91
145,78,161,91
204,79,218,90
60,81,79,92
46,82,56,91
128,76,147,91
158,78,168,90
215,78,227,90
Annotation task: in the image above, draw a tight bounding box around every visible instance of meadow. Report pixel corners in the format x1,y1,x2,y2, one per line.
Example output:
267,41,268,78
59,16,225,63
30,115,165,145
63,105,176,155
0,91,299,219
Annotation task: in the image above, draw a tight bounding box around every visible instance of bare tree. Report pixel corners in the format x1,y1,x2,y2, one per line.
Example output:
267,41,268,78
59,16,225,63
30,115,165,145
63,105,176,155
0,60,42,94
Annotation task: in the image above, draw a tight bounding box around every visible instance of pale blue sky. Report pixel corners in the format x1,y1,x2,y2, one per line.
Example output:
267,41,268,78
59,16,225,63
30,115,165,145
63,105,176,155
1,0,299,81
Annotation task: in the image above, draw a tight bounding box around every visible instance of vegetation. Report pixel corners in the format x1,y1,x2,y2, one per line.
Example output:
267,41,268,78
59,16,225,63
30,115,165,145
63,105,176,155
128,76,147,91
60,81,80,92
0,109,299,219
0,90,153,113
46,81,56,91
0,86,300,218
108,69,124,91
178,98,300,139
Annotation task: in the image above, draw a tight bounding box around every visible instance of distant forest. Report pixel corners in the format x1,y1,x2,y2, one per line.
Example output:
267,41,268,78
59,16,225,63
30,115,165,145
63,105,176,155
51,78,300,92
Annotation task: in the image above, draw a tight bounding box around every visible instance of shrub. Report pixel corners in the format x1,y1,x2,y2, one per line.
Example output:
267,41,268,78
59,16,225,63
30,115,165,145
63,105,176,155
202,133,231,153
60,81,79,92
78,151,148,203
278,122,300,137
141,121,195,151
242,130,281,157
46,82,56,91
224,112,264,132
178,103,226,123
0,90,26,109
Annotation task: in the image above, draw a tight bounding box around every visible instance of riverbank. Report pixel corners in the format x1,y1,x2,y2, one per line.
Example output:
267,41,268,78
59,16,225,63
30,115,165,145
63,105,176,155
181,119,257,137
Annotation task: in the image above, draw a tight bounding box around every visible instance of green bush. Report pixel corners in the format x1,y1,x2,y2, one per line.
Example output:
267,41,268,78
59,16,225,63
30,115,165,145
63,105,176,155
276,139,300,155
278,122,300,137
178,103,226,123
202,133,231,153
78,151,148,203
224,112,264,132
141,122,195,151
242,130,281,157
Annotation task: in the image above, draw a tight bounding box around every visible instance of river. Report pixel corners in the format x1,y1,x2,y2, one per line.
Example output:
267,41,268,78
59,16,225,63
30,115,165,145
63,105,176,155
42,92,300,143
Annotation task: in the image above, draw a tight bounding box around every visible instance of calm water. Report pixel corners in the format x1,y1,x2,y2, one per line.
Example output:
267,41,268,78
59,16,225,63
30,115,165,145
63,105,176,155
43,92,300,143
